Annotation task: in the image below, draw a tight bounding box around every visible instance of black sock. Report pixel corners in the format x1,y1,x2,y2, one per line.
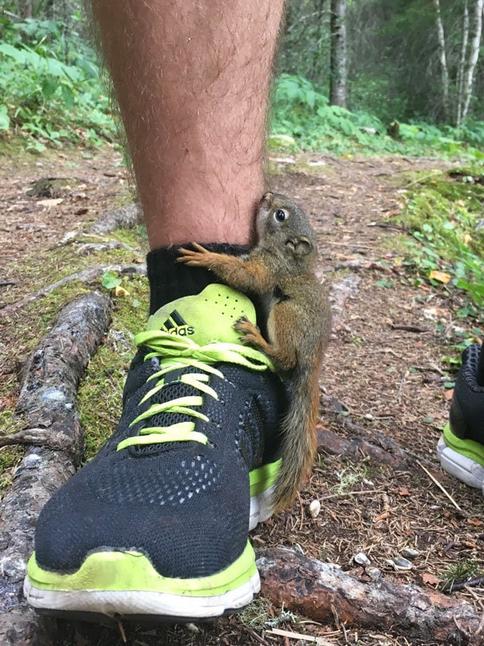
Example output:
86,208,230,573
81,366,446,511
147,244,249,314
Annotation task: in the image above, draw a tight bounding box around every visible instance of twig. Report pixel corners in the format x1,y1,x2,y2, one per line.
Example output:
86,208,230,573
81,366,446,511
404,172,441,188
417,460,462,512
463,585,484,610
390,324,429,333
244,627,270,646
266,628,333,645
117,621,127,644
445,576,484,593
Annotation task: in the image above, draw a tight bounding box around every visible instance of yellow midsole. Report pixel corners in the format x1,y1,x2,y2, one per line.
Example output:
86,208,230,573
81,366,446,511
27,541,256,597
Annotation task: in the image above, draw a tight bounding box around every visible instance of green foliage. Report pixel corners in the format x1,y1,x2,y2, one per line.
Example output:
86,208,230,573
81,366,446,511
397,168,484,309
0,16,115,148
271,74,484,159
441,559,481,591
101,271,122,290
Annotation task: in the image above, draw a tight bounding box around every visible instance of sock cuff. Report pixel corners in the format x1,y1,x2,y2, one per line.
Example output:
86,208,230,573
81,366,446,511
147,244,249,314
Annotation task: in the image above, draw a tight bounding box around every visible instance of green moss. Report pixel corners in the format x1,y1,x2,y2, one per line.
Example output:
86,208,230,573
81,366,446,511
0,214,149,488
395,167,484,309
0,411,25,494
239,597,273,630
112,224,148,250
78,276,149,459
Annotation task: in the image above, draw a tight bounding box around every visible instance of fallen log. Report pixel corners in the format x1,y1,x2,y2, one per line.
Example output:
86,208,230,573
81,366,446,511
257,548,483,645
0,449,75,646
0,293,112,644
5,292,112,460
0,263,144,317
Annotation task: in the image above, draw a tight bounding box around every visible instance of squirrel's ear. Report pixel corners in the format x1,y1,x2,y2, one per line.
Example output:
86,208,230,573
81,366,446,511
260,192,274,209
292,236,313,257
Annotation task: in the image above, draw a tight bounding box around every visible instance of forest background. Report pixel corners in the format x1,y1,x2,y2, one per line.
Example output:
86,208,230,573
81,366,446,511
0,0,483,308
1,0,483,157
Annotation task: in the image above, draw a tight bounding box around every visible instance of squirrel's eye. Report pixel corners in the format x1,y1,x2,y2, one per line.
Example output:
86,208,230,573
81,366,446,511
274,209,288,223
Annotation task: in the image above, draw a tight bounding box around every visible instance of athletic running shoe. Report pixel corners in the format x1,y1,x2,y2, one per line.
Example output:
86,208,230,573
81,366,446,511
437,343,484,495
25,284,284,621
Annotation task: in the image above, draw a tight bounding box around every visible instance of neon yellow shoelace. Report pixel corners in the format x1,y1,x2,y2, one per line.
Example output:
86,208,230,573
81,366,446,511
117,330,274,451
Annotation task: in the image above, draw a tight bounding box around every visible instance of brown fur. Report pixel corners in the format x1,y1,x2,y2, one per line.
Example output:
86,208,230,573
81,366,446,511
178,192,331,511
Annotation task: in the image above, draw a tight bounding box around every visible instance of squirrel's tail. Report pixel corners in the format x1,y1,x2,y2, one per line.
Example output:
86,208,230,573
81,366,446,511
272,362,320,512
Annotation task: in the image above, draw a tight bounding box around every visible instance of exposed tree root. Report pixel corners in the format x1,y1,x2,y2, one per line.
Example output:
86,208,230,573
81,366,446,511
317,426,409,467
0,293,112,644
58,203,142,248
0,263,145,317
88,203,141,235
257,548,483,645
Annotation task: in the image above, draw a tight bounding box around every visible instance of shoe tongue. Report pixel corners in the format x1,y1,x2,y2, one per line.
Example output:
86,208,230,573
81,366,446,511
147,283,256,345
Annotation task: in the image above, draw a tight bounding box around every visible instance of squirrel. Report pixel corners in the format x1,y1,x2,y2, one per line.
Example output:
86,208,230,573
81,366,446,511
177,191,331,511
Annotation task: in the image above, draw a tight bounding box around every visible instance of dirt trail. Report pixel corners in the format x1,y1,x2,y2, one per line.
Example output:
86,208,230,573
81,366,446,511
0,148,482,645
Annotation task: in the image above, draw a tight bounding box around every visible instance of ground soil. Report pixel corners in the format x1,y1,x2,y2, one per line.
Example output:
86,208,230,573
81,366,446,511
0,147,482,646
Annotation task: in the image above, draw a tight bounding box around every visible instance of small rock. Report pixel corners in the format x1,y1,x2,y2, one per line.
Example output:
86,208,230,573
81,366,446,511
185,623,200,634
367,566,382,580
353,552,371,567
309,499,321,518
401,547,420,560
387,557,413,571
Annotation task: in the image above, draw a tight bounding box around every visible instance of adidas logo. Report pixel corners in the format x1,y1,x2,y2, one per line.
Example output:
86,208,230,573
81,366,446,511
161,310,195,336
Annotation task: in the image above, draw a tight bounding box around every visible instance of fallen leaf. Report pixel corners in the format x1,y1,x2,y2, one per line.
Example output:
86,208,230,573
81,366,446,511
114,285,130,297
38,198,64,208
467,517,482,527
397,486,411,497
429,270,451,284
421,572,440,586
444,389,454,401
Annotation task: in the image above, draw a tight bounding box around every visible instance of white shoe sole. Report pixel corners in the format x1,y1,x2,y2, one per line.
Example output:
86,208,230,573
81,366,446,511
24,571,260,619
437,436,484,495
249,485,274,531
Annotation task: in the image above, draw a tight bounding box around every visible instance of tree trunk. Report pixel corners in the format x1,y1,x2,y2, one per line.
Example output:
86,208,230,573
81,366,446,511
432,0,450,121
457,1,470,126
461,0,484,122
17,0,33,18
329,0,347,108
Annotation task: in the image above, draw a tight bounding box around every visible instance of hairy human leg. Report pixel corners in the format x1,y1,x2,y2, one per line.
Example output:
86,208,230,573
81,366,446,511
91,0,285,247
25,3,289,619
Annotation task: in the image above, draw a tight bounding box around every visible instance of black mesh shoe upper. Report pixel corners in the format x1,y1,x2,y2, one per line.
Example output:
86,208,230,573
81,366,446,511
34,346,285,579
449,344,484,445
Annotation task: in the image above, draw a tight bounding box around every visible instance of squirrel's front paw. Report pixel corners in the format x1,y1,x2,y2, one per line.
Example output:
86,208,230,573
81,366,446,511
177,242,214,267
234,317,263,346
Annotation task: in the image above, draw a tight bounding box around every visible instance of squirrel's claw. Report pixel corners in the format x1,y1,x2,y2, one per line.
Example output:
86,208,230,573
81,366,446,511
177,243,211,266
234,317,263,348
190,242,209,253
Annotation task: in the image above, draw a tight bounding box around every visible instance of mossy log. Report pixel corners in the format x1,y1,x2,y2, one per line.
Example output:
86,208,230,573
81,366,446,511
0,293,112,645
